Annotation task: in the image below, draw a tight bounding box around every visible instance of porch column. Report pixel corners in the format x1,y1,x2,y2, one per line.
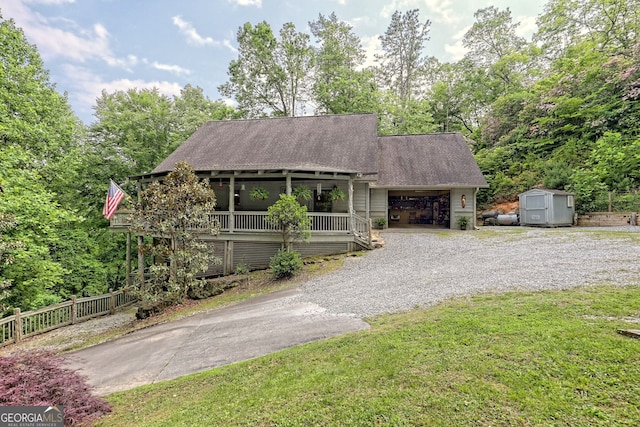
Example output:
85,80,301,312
285,174,292,195
365,182,370,220
348,176,355,233
348,176,354,215
228,176,235,233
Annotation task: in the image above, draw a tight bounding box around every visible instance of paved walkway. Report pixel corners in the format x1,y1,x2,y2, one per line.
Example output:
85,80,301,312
64,288,368,395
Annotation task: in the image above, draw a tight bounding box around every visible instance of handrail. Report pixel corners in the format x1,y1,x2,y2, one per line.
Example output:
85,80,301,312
111,210,365,234
0,289,137,347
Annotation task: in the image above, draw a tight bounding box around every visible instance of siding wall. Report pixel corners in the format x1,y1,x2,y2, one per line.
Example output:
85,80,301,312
370,188,388,223
450,188,476,228
353,182,368,217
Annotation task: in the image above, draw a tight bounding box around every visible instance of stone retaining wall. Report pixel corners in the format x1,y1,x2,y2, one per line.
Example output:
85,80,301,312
577,212,638,227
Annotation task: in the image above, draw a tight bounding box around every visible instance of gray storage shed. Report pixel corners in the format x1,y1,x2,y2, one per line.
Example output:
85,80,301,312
519,189,575,227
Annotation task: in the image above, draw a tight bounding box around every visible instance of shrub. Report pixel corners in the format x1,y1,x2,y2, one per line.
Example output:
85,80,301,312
0,350,111,425
270,249,303,279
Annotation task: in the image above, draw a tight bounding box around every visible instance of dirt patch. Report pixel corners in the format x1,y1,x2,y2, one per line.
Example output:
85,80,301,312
490,201,519,214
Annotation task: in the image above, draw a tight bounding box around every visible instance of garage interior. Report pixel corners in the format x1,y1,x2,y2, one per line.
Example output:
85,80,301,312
387,190,451,228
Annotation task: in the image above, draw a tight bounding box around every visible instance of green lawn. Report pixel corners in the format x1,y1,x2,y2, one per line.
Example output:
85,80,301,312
99,285,640,426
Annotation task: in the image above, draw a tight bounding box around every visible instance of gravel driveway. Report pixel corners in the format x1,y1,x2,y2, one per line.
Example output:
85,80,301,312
16,226,640,395
298,227,640,318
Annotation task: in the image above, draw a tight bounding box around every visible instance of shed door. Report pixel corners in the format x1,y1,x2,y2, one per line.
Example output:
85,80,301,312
523,194,546,225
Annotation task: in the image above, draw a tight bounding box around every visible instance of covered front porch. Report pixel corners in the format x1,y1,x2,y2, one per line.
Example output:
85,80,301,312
110,209,373,280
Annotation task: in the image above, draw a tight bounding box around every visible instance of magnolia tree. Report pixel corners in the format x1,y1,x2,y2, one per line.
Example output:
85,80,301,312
130,161,220,306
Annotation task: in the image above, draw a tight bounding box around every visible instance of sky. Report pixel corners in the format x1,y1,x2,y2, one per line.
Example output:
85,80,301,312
1,0,547,125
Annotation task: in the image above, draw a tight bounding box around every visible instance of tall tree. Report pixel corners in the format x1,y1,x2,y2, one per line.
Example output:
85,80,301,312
0,211,22,314
309,12,379,114
172,84,238,142
535,0,640,60
463,7,534,101
219,21,313,117
425,59,487,134
375,9,431,104
0,14,79,165
0,146,109,310
90,88,176,177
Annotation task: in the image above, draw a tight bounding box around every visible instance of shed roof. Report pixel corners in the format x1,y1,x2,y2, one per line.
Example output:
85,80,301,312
152,113,379,175
520,189,573,196
375,133,488,187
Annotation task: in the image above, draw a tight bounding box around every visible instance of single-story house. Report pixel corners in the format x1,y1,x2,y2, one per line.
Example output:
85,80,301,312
111,113,487,277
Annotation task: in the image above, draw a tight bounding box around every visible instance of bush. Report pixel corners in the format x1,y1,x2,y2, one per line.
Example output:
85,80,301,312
0,350,111,425
270,249,303,279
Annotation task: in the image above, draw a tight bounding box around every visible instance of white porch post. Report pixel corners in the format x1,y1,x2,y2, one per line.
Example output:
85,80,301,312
286,174,292,195
348,176,354,215
349,176,355,233
228,176,235,233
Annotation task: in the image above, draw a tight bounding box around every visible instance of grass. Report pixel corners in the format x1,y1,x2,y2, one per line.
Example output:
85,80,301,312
98,284,640,426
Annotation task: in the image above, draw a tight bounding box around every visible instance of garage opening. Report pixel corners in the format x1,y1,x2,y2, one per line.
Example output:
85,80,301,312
388,191,450,228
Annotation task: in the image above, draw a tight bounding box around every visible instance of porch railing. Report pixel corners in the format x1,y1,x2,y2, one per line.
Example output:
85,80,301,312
112,211,369,235
0,289,137,347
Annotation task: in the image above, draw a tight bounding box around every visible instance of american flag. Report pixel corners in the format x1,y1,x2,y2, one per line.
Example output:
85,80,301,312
103,180,125,220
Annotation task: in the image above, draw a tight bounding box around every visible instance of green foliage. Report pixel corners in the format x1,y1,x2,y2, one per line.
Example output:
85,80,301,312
0,146,110,311
456,216,470,229
219,21,312,117
375,217,387,228
266,194,311,248
0,15,79,174
0,213,22,313
234,262,250,275
130,161,220,305
568,169,609,213
292,185,312,202
249,186,269,201
328,186,346,201
589,132,640,191
309,13,380,115
542,161,572,190
269,248,303,279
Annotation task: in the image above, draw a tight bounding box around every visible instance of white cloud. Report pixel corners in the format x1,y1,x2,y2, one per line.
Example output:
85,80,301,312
23,0,75,4
228,0,262,6
152,61,191,76
172,15,237,53
2,0,135,70
172,15,216,46
360,35,382,68
444,26,469,61
380,0,459,24
515,15,538,39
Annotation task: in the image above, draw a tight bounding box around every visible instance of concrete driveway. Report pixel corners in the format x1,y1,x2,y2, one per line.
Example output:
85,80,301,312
64,288,368,396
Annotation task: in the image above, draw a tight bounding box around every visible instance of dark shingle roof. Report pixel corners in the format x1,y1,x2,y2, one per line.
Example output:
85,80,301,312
152,114,379,175
150,114,487,188
376,133,488,187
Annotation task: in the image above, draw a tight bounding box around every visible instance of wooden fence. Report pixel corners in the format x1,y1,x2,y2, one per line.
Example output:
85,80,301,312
0,289,137,347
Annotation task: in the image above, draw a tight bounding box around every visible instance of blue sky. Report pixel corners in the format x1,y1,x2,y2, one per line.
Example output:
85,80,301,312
2,0,547,124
